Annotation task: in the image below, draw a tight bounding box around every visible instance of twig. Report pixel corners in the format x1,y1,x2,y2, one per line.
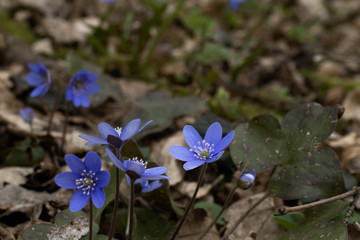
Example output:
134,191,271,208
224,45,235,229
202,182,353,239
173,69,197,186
344,187,360,224
274,187,360,216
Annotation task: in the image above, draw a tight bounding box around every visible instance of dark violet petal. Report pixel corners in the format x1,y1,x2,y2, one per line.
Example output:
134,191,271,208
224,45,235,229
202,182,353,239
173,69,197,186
106,147,126,172
91,187,105,208
98,122,118,139
85,151,101,173
137,120,153,132
55,172,78,189
86,82,100,94
214,130,235,153
69,190,90,212
65,154,85,175
78,135,108,146
183,160,205,171
183,125,202,149
120,119,140,141
169,146,195,162
124,160,146,175
96,171,110,187
206,150,224,163
204,122,222,145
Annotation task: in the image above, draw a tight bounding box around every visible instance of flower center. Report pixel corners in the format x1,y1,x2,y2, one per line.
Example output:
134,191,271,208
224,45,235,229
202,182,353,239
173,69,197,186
72,77,87,95
115,127,122,136
76,169,98,195
190,140,215,160
129,157,147,168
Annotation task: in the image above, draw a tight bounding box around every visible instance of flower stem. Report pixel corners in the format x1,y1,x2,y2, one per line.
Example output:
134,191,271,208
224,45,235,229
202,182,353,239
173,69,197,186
221,192,271,240
108,150,121,240
89,199,93,240
126,178,135,240
60,101,70,154
198,185,238,240
47,87,60,135
170,163,208,240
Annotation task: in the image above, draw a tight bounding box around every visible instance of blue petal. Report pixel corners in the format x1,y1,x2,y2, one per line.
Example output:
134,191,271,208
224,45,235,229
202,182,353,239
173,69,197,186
137,120,153,132
78,135,108,146
183,125,202,149
86,81,100,94
69,189,90,212
79,94,90,108
65,154,85,175
183,160,205,171
30,86,46,97
141,167,169,180
91,187,105,208
55,172,78,189
85,151,101,173
204,122,222,145
214,130,235,153
124,160,145,175
141,174,170,180
106,147,126,172
98,122,118,139
87,73,98,82
73,95,82,107
120,119,140,141
142,180,162,193
28,63,38,71
96,171,110,187
26,73,44,86
169,146,196,162
206,150,224,163
66,87,73,100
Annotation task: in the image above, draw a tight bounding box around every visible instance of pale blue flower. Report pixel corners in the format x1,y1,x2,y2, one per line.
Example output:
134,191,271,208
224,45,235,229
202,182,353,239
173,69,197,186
20,107,34,123
26,62,51,97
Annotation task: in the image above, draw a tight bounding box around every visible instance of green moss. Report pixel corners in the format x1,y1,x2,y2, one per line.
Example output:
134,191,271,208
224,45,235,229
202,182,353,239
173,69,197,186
239,100,282,120
0,10,36,43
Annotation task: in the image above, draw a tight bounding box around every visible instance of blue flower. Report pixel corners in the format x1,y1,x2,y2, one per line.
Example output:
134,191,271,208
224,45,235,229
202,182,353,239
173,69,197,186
66,70,100,108
106,147,170,181
230,0,246,10
26,62,51,97
169,122,235,171
99,0,115,3
20,107,34,123
79,119,152,149
134,179,162,194
55,151,110,212
238,169,256,189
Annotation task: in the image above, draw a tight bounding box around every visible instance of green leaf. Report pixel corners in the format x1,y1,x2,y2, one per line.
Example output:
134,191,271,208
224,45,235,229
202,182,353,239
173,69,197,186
230,103,344,202
54,209,88,227
272,212,304,230
19,137,31,150
123,91,207,133
22,223,55,240
195,43,234,64
277,201,349,240
134,208,176,240
4,147,30,166
181,8,215,37
92,165,124,224
194,201,226,225
31,146,45,163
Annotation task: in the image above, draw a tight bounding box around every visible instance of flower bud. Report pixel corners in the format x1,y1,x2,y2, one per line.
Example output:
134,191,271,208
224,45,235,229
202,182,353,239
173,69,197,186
237,169,256,190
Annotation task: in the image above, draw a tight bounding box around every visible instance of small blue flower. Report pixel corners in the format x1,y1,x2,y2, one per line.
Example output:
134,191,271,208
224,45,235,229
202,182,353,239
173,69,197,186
230,0,246,10
169,122,235,171
79,119,152,149
99,0,115,3
20,107,34,123
26,62,51,97
55,151,110,212
66,70,100,108
106,148,170,181
134,179,162,194
238,169,256,189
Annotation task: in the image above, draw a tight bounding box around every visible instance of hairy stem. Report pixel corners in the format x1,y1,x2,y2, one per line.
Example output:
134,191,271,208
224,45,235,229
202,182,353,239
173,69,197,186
221,192,271,240
47,87,60,135
126,178,135,240
89,199,93,240
170,163,208,240
60,101,70,154
108,150,121,240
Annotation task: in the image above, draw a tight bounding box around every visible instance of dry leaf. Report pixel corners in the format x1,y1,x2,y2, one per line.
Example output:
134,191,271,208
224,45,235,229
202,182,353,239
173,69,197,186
0,167,33,188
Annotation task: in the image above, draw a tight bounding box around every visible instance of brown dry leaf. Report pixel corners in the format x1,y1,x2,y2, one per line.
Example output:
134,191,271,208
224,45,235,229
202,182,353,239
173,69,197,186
46,215,89,240
176,181,212,199
0,167,33,188
150,131,186,186
178,208,220,240
224,192,276,239
118,79,154,102
342,89,360,122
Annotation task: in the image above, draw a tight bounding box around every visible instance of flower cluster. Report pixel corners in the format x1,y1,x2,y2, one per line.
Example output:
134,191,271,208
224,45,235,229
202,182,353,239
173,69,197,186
169,122,235,170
